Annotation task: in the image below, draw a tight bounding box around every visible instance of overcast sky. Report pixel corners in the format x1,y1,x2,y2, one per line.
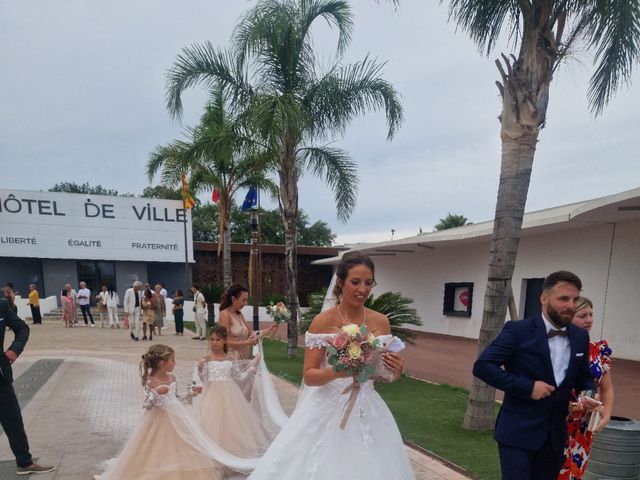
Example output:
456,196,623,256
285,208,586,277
2,0,639,244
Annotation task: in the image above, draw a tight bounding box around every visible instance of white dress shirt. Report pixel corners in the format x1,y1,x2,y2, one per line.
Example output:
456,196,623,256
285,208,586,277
77,288,91,306
542,313,570,386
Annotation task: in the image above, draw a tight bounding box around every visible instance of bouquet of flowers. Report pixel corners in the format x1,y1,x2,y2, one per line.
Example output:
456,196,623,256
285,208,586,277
327,323,380,429
327,323,379,383
265,301,291,324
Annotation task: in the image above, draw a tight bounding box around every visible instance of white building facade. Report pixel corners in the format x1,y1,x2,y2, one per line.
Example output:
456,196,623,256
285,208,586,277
0,188,194,303
318,189,640,361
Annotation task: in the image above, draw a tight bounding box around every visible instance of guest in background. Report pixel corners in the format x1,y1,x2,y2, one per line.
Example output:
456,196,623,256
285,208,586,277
105,285,120,329
64,284,78,326
77,282,94,327
141,288,156,341
96,286,108,327
124,281,143,341
28,284,42,324
190,285,207,341
61,290,74,328
154,284,166,337
558,297,614,480
172,290,185,336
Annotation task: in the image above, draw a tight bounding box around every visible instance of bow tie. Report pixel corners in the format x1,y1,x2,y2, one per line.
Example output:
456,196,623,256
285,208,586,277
548,329,569,339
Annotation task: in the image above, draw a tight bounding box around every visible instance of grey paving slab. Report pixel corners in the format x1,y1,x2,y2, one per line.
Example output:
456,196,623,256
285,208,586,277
0,322,473,479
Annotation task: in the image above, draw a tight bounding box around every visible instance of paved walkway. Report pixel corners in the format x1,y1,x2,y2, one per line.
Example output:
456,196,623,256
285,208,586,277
0,321,471,480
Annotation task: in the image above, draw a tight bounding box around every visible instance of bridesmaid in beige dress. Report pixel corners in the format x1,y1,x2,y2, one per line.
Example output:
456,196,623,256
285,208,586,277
217,284,258,359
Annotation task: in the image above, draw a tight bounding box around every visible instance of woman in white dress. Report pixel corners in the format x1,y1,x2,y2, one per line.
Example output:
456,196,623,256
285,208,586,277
249,252,415,480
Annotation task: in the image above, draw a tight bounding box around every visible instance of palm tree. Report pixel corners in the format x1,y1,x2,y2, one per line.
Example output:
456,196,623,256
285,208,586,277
439,0,640,430
433,213,470,231
165,0,403,356
148,86,275,288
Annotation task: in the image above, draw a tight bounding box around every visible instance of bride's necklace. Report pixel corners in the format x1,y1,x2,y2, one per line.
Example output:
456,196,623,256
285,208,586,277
337,306,365,326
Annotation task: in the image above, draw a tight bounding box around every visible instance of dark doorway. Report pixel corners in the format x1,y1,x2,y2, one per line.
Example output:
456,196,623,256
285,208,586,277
523,278,544,318
77,261,116,304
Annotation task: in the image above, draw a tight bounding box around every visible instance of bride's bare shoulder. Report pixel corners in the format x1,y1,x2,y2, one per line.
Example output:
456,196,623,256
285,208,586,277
308,309,339,334
366,309,391,335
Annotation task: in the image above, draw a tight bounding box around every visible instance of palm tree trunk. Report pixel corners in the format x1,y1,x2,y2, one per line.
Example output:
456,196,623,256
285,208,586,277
463,128,539,430
463,7,556,430
280,141,299,358
223,226,232,288
221,200,232,289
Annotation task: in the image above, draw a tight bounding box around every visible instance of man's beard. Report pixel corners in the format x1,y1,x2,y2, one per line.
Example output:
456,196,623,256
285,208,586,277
547,303,573,327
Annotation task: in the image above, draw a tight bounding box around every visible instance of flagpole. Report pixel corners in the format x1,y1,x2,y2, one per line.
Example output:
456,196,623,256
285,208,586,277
182,197,190,300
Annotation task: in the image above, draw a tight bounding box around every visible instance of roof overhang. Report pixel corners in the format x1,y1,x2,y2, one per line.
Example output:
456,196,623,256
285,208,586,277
313,187,640,266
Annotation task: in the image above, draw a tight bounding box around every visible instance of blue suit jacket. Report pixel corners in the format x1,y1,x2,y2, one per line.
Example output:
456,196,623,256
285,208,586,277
473,315,595,451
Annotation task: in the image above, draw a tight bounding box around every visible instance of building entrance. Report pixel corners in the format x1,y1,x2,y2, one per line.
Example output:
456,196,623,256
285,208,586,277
77,261,116,304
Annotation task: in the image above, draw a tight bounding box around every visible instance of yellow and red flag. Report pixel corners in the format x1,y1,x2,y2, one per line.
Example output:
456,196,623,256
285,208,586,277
180,174,196,209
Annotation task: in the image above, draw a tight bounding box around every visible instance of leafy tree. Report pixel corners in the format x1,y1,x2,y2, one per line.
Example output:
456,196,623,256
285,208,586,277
148,88,275,287
48,182,131,196
234,207,335,246
438,0,640,431
141,185,182,200
433,213,470,231
192,204,219,242
165,0,403,356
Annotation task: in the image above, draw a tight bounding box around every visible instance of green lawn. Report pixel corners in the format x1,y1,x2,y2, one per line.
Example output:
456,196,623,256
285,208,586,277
261,338,501,480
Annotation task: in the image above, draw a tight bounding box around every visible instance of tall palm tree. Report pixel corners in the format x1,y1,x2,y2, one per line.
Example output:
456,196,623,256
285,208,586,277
439,0,640,430
165,0,403,356
148,86,275,288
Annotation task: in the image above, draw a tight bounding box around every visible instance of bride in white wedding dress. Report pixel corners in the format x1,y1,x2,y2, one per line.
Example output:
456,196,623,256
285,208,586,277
248,252,416,480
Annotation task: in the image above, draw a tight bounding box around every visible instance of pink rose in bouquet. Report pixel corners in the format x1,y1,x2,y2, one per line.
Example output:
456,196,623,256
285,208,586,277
332,332,349,350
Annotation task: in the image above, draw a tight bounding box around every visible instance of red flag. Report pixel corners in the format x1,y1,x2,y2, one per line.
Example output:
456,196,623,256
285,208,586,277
212,189,220,204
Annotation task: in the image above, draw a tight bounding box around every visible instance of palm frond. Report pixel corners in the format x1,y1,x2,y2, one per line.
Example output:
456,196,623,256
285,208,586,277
583,0,640,115
300,0,353,57
165,43,249,120
306,56,404,140
445,0,521,55
364,291,422,344
299,145,357,222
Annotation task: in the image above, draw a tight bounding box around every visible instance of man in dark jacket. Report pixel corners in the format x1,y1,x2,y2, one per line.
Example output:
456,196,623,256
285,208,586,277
0,298,55,475
473,271,599,480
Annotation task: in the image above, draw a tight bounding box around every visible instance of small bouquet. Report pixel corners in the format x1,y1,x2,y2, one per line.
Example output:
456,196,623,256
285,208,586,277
327,323,380,429
327,323,379,383
265,301,291,324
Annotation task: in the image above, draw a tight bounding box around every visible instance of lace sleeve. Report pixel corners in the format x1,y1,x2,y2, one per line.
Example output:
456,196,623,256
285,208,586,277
304,332,335,349
234,356,260,381
176,384,196,405
192,359,205,388
142,383,159,410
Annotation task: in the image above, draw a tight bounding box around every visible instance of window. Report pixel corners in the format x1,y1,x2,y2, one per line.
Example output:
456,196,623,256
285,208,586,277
443,282,473,317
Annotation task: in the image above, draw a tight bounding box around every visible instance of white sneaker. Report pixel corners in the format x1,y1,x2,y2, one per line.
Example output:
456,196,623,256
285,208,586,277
91,324,95,327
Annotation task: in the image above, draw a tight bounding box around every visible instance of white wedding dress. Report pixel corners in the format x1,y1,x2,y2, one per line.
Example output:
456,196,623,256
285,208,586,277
248,332,416,480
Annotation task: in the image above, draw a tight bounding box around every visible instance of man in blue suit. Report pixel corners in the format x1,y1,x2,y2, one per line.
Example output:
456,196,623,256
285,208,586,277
473,271,598,480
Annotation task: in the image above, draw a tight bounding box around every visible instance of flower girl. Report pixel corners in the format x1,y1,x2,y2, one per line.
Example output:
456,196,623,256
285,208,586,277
93,344,254,480
193,326,278,458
